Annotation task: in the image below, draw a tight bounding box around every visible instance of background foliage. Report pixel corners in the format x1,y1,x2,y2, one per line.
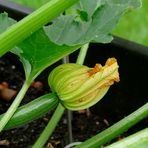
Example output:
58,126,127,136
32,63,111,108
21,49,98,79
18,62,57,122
113,0,148,46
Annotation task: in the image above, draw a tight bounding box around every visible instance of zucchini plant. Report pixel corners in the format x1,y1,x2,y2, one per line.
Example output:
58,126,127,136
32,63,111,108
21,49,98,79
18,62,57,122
0,0,147,147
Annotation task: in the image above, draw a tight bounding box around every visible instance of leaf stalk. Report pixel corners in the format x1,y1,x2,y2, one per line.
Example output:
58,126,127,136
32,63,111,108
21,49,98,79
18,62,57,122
0,80,31,132
0,0,79,56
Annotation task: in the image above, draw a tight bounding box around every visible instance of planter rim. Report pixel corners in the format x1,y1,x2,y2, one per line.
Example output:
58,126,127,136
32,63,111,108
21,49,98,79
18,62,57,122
112,36,148,58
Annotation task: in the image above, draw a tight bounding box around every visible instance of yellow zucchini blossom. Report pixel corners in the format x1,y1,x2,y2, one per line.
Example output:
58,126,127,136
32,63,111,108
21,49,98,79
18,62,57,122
48,58,119,110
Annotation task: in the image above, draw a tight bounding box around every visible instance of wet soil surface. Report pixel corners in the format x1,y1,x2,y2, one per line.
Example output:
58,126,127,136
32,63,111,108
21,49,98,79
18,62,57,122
0,54,147,148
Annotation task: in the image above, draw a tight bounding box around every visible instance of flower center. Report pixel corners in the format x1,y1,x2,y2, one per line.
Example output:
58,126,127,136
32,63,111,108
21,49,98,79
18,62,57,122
88,64,102,76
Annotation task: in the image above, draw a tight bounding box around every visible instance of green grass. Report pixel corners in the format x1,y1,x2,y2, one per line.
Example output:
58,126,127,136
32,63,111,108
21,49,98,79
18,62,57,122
113,0,148,46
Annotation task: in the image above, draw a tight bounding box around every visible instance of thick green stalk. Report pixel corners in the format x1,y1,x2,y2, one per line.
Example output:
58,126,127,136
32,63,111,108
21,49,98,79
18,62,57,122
76,103,148,148
0,0,79,57
0,80,31,132
32,103,65,148
106,128,148,148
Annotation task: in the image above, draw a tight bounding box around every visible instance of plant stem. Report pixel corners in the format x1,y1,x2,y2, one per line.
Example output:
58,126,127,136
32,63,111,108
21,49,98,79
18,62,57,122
66,44,89,143
77,43,90,117
106,128,148,148
62,44,89,143
76,103,148,148
67,110,73,143
0,80,30,132
33,44,89,147
32,103,65,148
76,43,89,65
0,0,79,57
63,56,74,143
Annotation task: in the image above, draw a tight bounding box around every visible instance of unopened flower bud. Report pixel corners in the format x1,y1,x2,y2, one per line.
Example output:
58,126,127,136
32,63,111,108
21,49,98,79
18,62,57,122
48,58,119,110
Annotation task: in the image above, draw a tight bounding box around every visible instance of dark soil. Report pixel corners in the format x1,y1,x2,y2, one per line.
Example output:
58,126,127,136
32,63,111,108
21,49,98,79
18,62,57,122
0,54,147,148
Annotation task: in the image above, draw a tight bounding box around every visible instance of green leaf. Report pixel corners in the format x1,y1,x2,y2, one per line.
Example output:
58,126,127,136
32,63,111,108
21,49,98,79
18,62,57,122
11,29,80,81
44,0,141,46
0,13,80,81
66,0,104,21
0,13,16,34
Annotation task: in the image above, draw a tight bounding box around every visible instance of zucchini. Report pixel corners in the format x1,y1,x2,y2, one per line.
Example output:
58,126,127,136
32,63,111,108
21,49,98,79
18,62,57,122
0,93,58,130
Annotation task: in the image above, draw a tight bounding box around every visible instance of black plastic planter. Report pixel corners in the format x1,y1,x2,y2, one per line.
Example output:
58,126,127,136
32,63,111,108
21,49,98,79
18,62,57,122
0,1,148,147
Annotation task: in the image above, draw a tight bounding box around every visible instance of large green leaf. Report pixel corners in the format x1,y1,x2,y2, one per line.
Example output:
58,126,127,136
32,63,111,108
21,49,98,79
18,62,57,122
12,29,79,81
44,0,141,46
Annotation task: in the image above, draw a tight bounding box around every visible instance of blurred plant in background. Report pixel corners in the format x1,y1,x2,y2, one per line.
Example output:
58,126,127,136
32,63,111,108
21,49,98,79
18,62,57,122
113,0,148,46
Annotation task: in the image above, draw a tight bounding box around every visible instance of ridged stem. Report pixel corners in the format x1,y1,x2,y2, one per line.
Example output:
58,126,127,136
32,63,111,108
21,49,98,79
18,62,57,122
0,0,79,56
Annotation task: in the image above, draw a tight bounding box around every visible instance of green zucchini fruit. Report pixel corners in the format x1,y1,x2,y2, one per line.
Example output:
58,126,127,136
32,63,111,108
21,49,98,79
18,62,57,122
0,93,58,130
